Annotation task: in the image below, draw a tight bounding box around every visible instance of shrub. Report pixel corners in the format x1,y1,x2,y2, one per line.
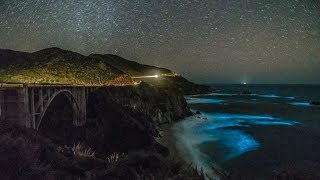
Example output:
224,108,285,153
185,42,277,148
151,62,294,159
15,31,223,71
72,143,95,157
107,152,125,165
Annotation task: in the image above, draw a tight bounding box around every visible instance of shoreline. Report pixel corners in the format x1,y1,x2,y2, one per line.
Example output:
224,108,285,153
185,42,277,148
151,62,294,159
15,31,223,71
180,86,320,179
159,118,224,180
158,123,185,163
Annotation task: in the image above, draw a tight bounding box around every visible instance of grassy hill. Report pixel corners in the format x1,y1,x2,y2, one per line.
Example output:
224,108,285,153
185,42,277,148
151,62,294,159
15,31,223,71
89,54,175,76
0,48,133,85
90,54,213,94
0,47,213,94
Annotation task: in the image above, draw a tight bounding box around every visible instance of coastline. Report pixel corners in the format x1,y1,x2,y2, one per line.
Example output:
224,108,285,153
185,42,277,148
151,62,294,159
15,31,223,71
178,86,320,179
158,122,209,179
0,47,213,179
158,123,184,162
159,116,225,180
0,83,206,179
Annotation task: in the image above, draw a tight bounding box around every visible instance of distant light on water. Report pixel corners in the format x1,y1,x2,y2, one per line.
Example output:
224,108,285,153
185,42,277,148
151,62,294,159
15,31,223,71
241,74,248,85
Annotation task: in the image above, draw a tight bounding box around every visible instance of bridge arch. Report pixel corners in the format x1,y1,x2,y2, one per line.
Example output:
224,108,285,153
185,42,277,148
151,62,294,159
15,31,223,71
36,89,80,130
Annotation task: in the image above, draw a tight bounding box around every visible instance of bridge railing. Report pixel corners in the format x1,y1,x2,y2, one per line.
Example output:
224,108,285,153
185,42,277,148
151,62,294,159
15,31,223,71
0,82,108,88
0,83,24,88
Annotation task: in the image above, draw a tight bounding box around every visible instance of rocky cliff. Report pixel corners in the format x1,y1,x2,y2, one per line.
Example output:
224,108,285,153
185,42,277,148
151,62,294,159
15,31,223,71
0,47,208,179
0,82,202,179
92,82,192,124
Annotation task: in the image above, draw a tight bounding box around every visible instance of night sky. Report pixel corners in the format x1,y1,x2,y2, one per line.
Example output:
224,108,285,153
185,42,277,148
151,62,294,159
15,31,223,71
0,0,319,84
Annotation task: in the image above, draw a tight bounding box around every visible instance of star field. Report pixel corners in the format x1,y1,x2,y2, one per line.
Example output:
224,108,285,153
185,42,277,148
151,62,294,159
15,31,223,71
0,0,319,83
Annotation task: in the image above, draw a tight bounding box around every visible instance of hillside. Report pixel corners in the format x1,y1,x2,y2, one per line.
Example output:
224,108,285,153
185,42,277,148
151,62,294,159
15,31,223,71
90,54,174,76
90,54,214,94
0,48,133,86
0,48,213,94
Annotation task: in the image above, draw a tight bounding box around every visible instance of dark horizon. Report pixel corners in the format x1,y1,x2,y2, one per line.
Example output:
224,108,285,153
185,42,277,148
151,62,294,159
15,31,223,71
1,0,319,84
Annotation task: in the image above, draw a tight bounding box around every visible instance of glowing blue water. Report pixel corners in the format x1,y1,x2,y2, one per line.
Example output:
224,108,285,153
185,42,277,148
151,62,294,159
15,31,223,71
186,84,320,178
190,93,295,100
174,110,298,178
200,113,298,128
190,93,237,97
289,102,318,107
186,97,224,104
177,85,320,178
212,129,260,160
256,94,295,99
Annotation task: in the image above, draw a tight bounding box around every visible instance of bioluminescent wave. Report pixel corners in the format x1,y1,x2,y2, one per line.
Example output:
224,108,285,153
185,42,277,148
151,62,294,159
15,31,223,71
191,93,296,100
256,94,295,99
200,113,298,128
188,93,237,97
174,111,298,179
237,93,295,99
289,102,320,107
186,97,224,104
209,129,260,161
207,93,237,96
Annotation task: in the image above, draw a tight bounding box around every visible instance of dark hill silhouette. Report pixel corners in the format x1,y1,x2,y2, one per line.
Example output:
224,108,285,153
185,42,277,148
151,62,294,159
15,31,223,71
0,49,32,68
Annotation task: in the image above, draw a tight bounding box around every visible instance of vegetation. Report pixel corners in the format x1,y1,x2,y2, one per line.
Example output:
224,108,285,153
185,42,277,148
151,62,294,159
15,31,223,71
90,54,214,94
90,54,175,76
0,47,213,94
72,143,95,157
0,48,133,85
0,48,213,179
106,152,124,164
0,122,206,179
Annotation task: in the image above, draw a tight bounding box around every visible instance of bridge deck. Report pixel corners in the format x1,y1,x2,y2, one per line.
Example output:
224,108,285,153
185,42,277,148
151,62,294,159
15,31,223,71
0,83,24,88
0,83,110,88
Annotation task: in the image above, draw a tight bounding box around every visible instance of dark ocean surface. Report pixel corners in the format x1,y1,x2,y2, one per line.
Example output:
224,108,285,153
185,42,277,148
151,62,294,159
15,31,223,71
174,84,320,179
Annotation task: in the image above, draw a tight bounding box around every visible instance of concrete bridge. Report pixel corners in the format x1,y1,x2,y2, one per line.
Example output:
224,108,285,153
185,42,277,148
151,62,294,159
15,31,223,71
0,83,99,130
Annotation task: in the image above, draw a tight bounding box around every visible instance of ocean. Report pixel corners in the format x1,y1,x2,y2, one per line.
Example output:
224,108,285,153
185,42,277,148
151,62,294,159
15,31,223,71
174,84,320,179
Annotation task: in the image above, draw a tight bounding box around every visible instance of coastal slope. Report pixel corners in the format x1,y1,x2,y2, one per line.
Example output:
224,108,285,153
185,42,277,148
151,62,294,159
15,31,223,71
0,48,213,94
0,81,200,179
0,48,133,85
90,54,214,94
0,47,206,179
